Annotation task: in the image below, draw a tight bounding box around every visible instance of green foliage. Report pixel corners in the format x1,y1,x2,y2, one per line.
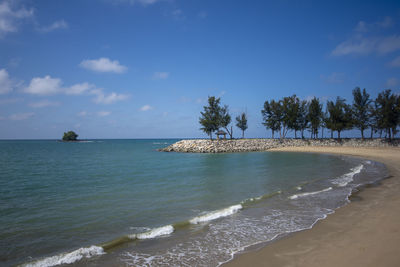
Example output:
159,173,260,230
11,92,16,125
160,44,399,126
219,105,233,139
374,90,400,139
282,95,301,138
261,99,283,138
199,96,233,139
298,100,309,138
62,131,78,141
235,112,248,138
308,97,323,138
325,97,353,139
352,87,372,139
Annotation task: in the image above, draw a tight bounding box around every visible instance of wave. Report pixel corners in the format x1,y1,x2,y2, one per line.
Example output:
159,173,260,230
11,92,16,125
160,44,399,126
189,204,242,224
289,187,333,200
129,225,174,240
331,164,363,187
22,246,104,267
240,190,281,207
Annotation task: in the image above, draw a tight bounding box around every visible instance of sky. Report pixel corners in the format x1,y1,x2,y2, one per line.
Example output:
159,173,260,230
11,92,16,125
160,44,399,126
0,0,399,139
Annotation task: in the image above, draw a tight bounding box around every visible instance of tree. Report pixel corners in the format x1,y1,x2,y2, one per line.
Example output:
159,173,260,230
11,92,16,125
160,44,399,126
261,100,283,139
374,90,400,140
219,105,233,139
199,96,234,140
236,112,248,138
282,95,301,138
308,97,323,139
297,100,309,139
62,131,78,141
352,87,372,139
325,97,353,139
199,96,221,140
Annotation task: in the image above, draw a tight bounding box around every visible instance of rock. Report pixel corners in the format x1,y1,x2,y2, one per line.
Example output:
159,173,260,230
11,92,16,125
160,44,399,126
158,138,399,153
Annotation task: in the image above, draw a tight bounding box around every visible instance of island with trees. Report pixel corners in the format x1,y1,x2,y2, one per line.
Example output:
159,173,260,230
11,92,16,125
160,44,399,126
62,131,79,142
160,87,400,153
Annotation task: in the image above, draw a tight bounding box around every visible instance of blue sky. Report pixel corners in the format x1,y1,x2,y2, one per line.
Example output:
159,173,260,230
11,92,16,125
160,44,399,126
0,0,399,139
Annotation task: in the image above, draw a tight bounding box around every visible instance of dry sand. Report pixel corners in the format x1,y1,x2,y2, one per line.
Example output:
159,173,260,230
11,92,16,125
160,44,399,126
224,146,400,267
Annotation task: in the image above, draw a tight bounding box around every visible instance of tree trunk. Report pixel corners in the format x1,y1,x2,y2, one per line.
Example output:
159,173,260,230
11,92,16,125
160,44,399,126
301,129,304,139
338,131,341,139
361,129,364,140
370,128,373,139
331,131,333,139
242,130,244,139
322,127,324,139
294,131,297,139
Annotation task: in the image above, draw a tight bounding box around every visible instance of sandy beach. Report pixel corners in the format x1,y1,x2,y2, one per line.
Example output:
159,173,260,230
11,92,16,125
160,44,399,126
225,146,400,267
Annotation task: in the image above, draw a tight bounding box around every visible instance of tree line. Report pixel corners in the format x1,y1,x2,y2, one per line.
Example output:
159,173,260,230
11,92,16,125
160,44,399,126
262,88,400,140
199,88,400,140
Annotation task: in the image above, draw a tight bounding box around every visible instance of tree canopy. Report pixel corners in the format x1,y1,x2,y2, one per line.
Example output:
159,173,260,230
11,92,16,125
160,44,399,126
62,131,78,141
199,96,234,140
236,112,248,138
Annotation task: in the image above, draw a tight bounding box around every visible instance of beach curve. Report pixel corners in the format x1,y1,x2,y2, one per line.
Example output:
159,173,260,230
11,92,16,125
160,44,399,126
224,146,400,267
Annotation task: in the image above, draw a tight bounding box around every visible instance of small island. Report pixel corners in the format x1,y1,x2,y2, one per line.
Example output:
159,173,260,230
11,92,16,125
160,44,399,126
62,131,79,142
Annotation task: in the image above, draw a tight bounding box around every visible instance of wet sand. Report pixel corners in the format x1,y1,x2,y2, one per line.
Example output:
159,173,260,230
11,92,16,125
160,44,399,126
224,146,400,267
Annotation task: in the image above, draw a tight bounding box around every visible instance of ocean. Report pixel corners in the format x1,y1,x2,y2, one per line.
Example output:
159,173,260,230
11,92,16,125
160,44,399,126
0,139,387,267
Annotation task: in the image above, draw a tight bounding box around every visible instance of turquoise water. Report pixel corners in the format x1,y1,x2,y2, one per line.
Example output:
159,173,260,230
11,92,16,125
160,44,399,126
0,140,386,266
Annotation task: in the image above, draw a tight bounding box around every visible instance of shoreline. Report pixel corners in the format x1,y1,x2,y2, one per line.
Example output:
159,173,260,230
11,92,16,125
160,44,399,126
224,146,400,267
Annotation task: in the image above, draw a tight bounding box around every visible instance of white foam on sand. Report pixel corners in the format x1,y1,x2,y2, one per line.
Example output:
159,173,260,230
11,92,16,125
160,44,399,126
189,204,243,224
289,187,333,200
22,246,104,267
331,164,363,187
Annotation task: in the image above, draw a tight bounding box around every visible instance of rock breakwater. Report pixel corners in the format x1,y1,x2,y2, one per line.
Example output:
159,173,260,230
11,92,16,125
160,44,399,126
159,138,399,153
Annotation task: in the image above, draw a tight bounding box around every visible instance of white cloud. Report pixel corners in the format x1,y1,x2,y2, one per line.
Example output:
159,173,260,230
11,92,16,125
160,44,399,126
29,100,60,108
97,111,111,117
80,58,127,73
37,19,68,33
320,72,345,83
153,71,169,79
386,77,399,88
90,89,129,104
24,76,97,96
110,0,162,6
377,16,394,28
140,104,153,111
332,17,400,56
77,111,88,117
24,75,62,95
23,75,129,105
9,112,34,120
376,35,400,54
355,17,393,33
65,82,94,95
0,68,13,94
389,56,400,67
332,37,376,56
0,1,34,37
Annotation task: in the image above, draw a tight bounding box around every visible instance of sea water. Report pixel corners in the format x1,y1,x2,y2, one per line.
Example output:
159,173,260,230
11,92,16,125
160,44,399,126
0,139,387,266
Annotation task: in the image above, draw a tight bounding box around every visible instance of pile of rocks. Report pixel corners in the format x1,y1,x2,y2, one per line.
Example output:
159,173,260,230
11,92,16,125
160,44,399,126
159,138,399,153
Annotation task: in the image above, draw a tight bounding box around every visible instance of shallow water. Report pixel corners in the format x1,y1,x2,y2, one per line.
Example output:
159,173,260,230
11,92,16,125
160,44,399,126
0,140,387,266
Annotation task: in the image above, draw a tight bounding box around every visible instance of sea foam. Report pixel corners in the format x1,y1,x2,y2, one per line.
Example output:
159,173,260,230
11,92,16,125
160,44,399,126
331,164,363,187
189,204,242,224
289,187,333,200
129,225,174,240
22,246,104,267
